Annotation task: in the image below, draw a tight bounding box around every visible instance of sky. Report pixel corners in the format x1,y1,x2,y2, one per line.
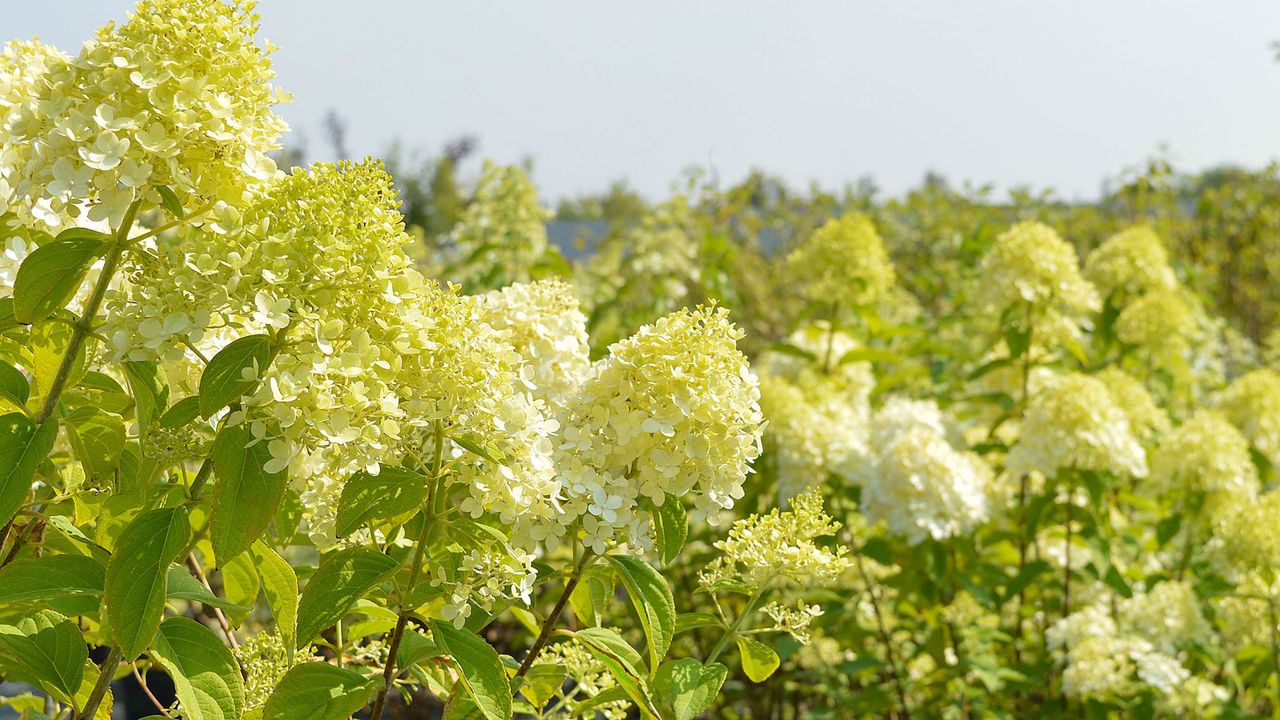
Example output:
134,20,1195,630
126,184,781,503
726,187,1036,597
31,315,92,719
9,1,1280,203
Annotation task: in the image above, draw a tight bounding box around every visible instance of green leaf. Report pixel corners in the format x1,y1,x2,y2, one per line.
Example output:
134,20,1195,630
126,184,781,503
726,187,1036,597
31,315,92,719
0,413,57,527
0,361,30,409
122,361,169,436
653,658,727,720
575,627,646,679
648,497,687,567
64,406,125,482
516,663,564,709
0,554,105,606
198,335,270,417
105,507,191,658
431,619,512,720
210,422,289,562
607,554,676,673
250,541,298,652
263,662,373,720
150,617,244,720
26,316,88,406
165,564,250,613
156,186,184,219
296,547,399,644
13,237,109,324
221,551,260,625
577,636,662,719
674,612,722,635
735,636,780,683
335,466,429,537
160,396,202,429
0,610,86,706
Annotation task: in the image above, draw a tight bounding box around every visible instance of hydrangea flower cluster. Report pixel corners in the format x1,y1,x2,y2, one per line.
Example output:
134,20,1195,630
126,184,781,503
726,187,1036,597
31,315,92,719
0,40,66,211
234,632,315,714
431,547,538,628
785,212,896,310
1115,288,1198,356
1093,367,1169,439
756,325,874,497
554,306,765,552
446,160,555,292
761,601,824,644
476,279,591,416
536,638,631,720
1150,410,1258,501
1214,368,1280,468
1084,226,1178,301
1007,372,1148,479
1049,599,1222,709
699,486,849,590
2,0,287,229
857,397,992,544
1212,489,1280,572
976,221,1099,318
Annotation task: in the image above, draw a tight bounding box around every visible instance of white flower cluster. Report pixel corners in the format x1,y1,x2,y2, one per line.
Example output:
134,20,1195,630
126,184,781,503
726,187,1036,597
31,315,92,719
1085,226,1178,301
554,306,765,553
762,601,824,644
431,547,537,628
2,0,287,230
756,324,874,497
1215,368,1280,468
1050,594,1222,709
1150,410,1258,501
446,160,554,292
857,397,991,544
699,486,849,590
477,279,592,416
977,221,1099,319
1007,372,1148,479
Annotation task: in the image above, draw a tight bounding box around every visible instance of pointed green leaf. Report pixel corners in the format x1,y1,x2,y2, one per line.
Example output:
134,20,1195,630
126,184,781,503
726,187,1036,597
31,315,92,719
575,627,646,679
0,554,105,606
150,617,244,720
13,237,109,324
0,610,86,706
0,413,57,527
431,619,512,720
105,507,191,658
0,361,29,409
250,541,298,652
653,658,727,720
165,564,251,613
296,547,399,644
263,662,373,720
198,335,270,417
156,186,184,220
649,497,687,567
335,466,428,538
735,636,779,683
221,551,260,626
210,422,289,562
607,554,676,673
64,406,125,483
122,361,169,436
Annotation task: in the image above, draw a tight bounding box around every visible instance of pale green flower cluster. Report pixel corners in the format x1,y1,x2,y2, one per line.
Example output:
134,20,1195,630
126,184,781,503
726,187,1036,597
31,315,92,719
1115,287,1198,355
583,196,701,313
2,0,287,229
431,547,537,628
1050,600,1222,708
537,638,630,720
857,397,991,544
477,279,591,416
1085,226,1178,301
234,632,315,713
1150,410,1257,501
1007,372,1148,479
1214,368,1280,467
756,325,873,497
1119,581,1210,653
554,306,765,552
0,40,66,212
1093,367,1169,439
699,486,849,590
447,160,554,292
977,221,1099,317
1215,572,1280,652
786,212,896,310
1212,489,1280,571
761,600,823,644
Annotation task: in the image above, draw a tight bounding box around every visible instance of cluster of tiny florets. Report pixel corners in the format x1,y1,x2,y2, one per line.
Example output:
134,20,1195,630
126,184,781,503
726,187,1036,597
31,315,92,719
1007,372,1147,479
786,212,896,309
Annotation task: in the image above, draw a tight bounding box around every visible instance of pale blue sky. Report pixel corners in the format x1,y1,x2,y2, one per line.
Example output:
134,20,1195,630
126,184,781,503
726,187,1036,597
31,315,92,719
9,1,1280,201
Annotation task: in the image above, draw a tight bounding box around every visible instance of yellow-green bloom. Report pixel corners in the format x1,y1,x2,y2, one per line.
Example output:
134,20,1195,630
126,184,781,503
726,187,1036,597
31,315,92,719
786,212,896,310
1085,226,1178,301
1008,372,1147,479
1150,410,1256,500
1215,368,1280,468
977,221,1099,315
4,0,288,229
446,160,556,292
